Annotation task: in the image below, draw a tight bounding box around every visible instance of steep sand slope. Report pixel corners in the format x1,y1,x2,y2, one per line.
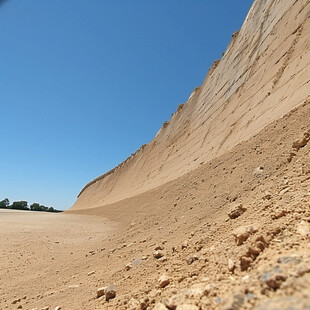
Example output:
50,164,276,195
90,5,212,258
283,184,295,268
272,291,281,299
71,0,310,211
7,97,308,310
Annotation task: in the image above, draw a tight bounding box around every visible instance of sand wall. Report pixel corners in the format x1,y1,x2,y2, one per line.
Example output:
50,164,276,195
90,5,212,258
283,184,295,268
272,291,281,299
71,0,310,211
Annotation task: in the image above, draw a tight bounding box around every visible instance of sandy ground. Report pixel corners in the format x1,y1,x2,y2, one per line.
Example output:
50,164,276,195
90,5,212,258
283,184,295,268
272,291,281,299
0,210,116,309
1,101,309,310
1,1,310,309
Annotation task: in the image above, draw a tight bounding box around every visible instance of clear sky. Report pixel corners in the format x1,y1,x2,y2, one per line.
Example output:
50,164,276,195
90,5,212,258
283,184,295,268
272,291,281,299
0,0,254,210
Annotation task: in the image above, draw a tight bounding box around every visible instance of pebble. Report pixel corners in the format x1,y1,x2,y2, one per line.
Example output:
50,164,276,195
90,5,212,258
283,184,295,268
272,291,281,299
181,241,189,249
228,259,236,272
204,284,216,295
125,263,132,271
186,254,199,265
221,294,245,310
154,250,165,259
277,256,301,265
105,284,116,301
296,221,310,236
233,224,258,246
228,203,247,219
158,274,170,288
96,287,107,298
261,267,287,290
154,303,169,310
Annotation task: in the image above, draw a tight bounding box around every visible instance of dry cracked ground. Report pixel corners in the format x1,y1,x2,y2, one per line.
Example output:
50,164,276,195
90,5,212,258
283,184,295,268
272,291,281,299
1,100,309,310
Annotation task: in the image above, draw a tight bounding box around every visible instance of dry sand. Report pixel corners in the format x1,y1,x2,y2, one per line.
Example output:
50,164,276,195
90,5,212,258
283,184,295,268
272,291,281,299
1,101,309,309
1,0,310,309
0,210,116,309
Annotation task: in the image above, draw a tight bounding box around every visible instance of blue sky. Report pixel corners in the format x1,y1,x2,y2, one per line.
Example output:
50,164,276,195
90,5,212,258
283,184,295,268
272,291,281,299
0,0,254,210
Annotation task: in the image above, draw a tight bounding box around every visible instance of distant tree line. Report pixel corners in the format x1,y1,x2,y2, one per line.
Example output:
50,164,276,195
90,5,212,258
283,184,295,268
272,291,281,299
0,198,62,213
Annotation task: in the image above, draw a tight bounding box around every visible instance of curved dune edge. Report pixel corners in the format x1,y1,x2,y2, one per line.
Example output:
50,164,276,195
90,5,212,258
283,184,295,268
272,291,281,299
71,0,310,211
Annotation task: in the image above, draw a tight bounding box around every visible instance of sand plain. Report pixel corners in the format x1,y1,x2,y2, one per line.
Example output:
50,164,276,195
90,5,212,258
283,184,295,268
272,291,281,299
0,210,116,309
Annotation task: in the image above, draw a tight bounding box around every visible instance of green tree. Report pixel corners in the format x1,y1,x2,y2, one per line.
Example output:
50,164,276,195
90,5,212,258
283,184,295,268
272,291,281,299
11,201,29,210
40,205,48,212
30,203,40,211
30,203,49,212
0,198,10,209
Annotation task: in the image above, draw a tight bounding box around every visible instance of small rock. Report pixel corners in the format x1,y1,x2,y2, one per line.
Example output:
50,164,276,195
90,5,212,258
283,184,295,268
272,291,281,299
262,191,272,200
186,254,199,265
158,274,170,288
297,221,310,236
105,284,116,301
184,287,204,298
154,303,169,310
181,241,189,249
261,267,287,290
158,256,168,262
96,287,107,298
155,245,164,251
297,263,310,276
233,225,258,246
12,299,20,304
127,298,140,308
162,298,177,310
228,259,236,272
292,131,310,151
253,166,264,177
242,275,249,281
68,285,79,288
139,297,150,310
204,284,216,295
55,307,61,310
87,271,95,276
221,294,245,310
277,256,301,265
240,256,253,271
154,250,165,259
125,263,132,271
287,152,296,163
228,203,247,219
